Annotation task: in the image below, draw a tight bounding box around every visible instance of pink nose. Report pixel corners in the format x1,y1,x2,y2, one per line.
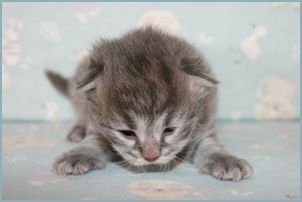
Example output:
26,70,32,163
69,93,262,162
142,142,160,162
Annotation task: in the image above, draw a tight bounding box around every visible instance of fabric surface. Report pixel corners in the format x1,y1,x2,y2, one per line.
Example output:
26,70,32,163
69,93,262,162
2,2,300,121
3,122,300,200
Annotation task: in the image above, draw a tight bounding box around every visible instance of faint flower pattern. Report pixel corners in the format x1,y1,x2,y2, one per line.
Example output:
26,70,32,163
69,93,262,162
255,76,296,120
40,20,61,43
293,2,300,10
70,49,90,64
199,32,215,44
230,190,254,196
127,180,206,200
28,169,68,187
138,10,181,35
74,4,102,24
241,25,267,60
28,181,45,187
19,56,33,70
2,18,32,69
271,2,300,10
3,136,58,149
272,2,287,9
43,101,59,121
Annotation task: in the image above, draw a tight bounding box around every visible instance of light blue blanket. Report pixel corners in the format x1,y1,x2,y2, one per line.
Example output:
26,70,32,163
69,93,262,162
2,122,300,200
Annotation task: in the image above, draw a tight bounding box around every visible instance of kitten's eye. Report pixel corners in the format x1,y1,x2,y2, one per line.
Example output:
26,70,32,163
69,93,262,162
119,130,136,138
163,127,175,135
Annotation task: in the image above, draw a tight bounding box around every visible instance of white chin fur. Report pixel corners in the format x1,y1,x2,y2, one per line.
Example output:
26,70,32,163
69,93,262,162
129,156,175,166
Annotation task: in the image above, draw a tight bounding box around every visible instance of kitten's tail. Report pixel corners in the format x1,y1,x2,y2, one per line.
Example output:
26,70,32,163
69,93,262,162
45,70,69,97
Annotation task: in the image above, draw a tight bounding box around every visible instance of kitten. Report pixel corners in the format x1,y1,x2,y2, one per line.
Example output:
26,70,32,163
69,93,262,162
46,27,253,181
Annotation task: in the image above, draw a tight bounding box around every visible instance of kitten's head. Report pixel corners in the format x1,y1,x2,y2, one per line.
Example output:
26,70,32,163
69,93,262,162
78,28,217,166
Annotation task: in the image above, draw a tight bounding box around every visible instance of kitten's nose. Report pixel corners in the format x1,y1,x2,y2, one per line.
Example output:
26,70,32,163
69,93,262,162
142,141,160,162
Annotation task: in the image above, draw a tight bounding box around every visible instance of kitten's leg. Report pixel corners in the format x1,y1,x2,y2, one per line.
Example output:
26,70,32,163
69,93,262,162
66,99,88,142
66,124,86,142
53,134,107,175
192,131,253,181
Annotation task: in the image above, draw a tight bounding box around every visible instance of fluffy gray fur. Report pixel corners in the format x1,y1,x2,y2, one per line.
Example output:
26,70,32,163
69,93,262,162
46,27,253,181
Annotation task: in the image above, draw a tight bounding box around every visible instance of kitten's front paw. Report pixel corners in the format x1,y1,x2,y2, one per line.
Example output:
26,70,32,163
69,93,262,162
53,151,105,175
200,153,253,181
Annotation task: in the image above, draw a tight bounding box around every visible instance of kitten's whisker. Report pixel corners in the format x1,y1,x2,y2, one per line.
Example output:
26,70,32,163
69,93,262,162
138,165,145,173
135,165,141,173
142,165,147,173
174,155,185,162
115,159,129,167
158,163,165,177
162,163,166,174
167,162,171,173
175,156,183,162
159,164,164,173
163,162,168,175
161,163,165,174
116,160,128,165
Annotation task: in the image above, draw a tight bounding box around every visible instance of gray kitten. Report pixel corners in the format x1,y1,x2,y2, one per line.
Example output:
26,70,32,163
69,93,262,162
46,27,253,181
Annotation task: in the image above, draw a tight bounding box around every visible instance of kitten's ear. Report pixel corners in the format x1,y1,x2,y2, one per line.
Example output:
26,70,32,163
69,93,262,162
181,56,218,96
186,74,216,100
77,57,104,91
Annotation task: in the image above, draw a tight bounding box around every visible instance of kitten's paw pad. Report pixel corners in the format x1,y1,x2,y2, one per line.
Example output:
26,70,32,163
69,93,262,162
53,152,105,175
201,154,253,181
66,125,86,143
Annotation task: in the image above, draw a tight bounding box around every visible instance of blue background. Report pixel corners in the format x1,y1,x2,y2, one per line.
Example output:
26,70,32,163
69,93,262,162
2,2,300,121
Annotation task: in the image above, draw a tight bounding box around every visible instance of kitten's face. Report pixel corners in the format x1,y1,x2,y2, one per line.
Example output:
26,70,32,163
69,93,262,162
102,110,198,166
87,60,212,167
82,28,216,167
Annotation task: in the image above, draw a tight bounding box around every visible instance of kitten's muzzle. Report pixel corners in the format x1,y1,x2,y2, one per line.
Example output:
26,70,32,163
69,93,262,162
144,155,160,162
